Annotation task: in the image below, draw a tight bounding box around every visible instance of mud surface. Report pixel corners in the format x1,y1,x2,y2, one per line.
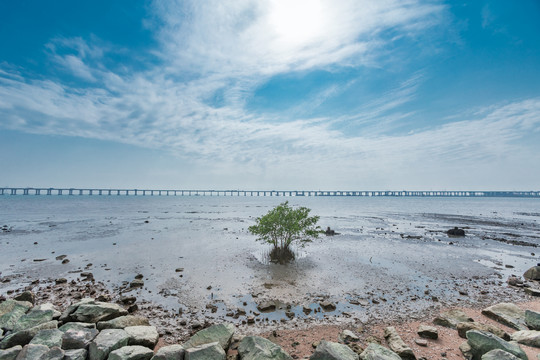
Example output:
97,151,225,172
1,196,539,340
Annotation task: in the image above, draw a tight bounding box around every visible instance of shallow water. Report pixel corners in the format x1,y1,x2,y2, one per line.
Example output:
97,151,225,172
0,196,539,323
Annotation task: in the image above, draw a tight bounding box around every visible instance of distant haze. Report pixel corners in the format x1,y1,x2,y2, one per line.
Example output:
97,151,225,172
1,1,539,190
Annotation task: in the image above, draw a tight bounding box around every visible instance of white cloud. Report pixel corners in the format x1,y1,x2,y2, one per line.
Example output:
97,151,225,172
1,1,539,189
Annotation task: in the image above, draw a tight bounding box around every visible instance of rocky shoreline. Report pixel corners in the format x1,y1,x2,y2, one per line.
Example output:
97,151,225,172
1,266,540,359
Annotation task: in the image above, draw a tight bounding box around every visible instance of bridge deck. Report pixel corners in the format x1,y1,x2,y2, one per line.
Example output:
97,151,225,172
0,188,538,197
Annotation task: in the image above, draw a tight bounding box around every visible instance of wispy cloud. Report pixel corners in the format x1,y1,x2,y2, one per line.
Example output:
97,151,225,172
1,0,538,188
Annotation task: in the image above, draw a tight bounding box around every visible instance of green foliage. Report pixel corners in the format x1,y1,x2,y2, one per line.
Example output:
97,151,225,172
248,202,321,252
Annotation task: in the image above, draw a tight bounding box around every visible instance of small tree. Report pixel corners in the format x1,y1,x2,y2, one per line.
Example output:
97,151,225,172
248,202,321,263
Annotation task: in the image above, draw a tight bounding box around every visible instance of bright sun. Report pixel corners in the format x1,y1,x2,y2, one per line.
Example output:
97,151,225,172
268,0,325,48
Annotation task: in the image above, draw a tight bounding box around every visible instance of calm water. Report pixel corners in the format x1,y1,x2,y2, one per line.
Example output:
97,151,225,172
1,196,539,322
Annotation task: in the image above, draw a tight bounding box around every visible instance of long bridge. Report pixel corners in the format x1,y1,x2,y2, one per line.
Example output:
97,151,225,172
0,188,539,197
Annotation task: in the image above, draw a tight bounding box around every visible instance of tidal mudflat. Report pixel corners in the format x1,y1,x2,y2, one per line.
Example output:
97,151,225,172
1,196,539,332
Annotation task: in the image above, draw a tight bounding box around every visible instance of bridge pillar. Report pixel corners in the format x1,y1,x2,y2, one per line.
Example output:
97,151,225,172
23,188,29,195
46,188,52,195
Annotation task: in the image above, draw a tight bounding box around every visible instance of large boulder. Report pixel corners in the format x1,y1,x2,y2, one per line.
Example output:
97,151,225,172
150,344,184,360
12,308,54,332
481,349,521,360
14,344,49,360
125,326,159,348
62,328,99,350
238,336,292,360
481,303,527,330
383,327,415,360
459,341,473,360
524,266,540,280
108,345,154,360
184,342,225,360
97,315,150,330
525,310,540,330
0,300,32,331
0,320,58,349
33,303,61,320
68,302,128,323
457,322,509,340
59,299,95,322
511,330,540,348
0,345,22,360
183,323,235,350
433,309,473,329
466,330,527,360
0,300,32,317
359,343,400,360
59,322,96,332
88,328,130,360
39,346,65,360
29,329,63,348
310,340,358,360
64,349,88,360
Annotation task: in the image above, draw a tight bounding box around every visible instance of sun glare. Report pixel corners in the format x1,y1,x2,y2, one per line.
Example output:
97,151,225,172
268,0,325,48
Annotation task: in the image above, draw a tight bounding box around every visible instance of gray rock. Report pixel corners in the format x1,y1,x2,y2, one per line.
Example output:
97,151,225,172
525,309,540,330
29,329,63,348
97,315,150,330
125,326,159,348
12,309,54,332
417,325,438,340
64,349,88,360
0,345,22,360
310,340,358,360
88,328,130,360
238,336,292,360
15,344,49,360
511,329,540,348
339,330,359,343
0,300,32,317
481,303,527,330
525,287,540,296
383,327,415,360
0,320,58,349
33,304,61,320
457,322,509,340
183,323,235,350
12,292,35,305
38,346,65,360
319,301,336,311
185,342,225,360
0,300,32,331
150,344,185,360
130,279,145,288
459,341,473,360
466,330,527,360
481,349,521,360
524,266,540,280
359,343,401,360
256,301,276,312
59,322,96,332
69,302,128,323
108,345,154,360
59,299,95,323
433,309,473,329
62,327,99,349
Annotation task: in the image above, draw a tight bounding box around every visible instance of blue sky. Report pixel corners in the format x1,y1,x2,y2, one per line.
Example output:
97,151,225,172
1,0,539,190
